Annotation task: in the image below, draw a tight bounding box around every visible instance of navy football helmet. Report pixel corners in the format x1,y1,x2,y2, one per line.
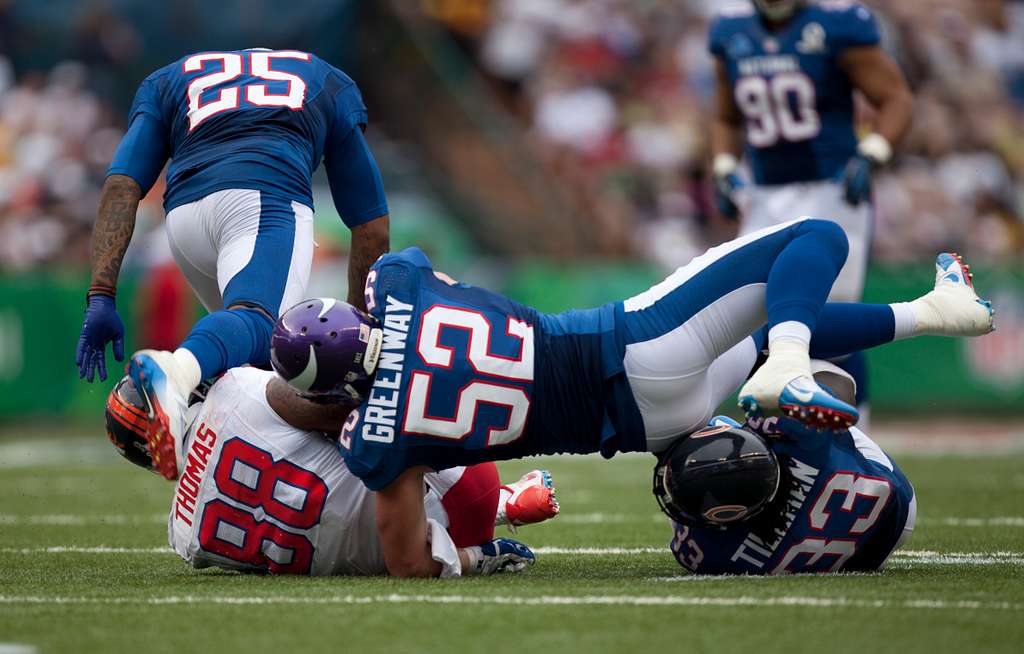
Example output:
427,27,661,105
653,424,780,528
752,0,806,22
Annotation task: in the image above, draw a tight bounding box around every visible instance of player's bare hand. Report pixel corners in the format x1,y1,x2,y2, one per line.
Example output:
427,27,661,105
76,294,125,382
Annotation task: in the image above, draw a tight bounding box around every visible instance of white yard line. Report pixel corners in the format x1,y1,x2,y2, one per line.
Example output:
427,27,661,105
0,594,1019,611
2,545,1021,565
6,513,1022,527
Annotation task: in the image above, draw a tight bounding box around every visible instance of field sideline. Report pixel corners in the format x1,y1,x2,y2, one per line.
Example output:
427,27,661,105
1,428,1022,654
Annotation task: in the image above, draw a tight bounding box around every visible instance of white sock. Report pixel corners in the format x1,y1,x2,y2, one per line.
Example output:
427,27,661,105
768,321,812,348
495,487,512,526
889,302,917,340
763,322,812,379
172,348,203,392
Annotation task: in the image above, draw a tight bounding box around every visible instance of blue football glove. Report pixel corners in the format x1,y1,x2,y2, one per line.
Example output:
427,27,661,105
841,154,874,206
76,294,125,382
465,538,535,575
713,171,745,220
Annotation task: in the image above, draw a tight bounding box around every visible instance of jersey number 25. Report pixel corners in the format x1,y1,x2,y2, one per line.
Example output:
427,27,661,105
184,50,310,131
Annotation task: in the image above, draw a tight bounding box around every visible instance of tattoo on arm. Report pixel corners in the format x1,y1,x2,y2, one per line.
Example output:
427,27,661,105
347,215,390,311
90,175,143,290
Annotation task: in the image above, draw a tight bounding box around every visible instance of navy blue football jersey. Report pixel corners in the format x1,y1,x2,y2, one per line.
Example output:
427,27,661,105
339,247,643,490
709,1,880,185
107,49,387,225
670,415,915,575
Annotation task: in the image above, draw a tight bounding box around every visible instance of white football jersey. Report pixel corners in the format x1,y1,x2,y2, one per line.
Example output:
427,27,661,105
168,367,462,576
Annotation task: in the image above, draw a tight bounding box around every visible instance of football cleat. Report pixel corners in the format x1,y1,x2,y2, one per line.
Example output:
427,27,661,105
127,349,190,480
740,368,859,431
496,469,559,530
910,253,995,337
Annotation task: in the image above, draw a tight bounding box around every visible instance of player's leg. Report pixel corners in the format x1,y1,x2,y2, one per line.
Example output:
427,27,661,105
623,216,854,434
809,181,874,424
425,464,558,548
740,253,993,374
427,465,501,548
178,192,315,381
164,198,224,313
128,191,314,478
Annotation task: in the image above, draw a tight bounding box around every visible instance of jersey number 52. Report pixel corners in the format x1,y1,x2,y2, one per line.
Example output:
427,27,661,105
184,50,310,131
404,305,534,447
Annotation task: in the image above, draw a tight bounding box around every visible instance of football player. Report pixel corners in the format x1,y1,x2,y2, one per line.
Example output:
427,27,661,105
77,49,391,480
657,360,915,575
105,370,557,577
709,0,914,424
268,218,992,576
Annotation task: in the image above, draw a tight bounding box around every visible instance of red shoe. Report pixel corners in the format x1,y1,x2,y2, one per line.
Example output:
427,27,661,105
497,470,559,529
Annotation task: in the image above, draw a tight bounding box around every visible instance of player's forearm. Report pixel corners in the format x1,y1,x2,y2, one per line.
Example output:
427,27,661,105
710,119,743,159
869,86,913,149
376,467,443,578
841,46,913,151
347,215,389,311
90,175,142,292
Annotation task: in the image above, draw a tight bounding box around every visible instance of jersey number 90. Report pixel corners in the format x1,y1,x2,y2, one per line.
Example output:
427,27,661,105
184,50,310,131
734,73,821,147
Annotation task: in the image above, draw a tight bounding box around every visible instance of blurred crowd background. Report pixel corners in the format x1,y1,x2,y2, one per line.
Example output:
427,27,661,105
1,0,1023,271
425,0,1024,267
0,0,1021,421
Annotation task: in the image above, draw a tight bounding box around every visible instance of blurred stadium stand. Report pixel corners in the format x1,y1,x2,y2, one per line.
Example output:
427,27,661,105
0,0,1021,423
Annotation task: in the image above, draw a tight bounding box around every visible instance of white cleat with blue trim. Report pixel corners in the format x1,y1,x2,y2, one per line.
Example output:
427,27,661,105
127,349,190,480
910,253,995,337
739,368,859,431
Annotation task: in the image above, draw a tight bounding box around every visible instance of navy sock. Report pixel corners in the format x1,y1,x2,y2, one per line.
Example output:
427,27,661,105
180,308,274,379
765,219,849,332
808,303,896,360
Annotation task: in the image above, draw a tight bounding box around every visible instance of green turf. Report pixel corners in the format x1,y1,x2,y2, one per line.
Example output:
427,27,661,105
1,438,1022,654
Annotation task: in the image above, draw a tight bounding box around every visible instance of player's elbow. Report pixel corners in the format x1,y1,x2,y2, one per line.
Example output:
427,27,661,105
103,174,143,199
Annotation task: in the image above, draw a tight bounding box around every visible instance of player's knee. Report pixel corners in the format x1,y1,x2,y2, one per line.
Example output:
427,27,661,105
805,219,849,266
227,304,275,365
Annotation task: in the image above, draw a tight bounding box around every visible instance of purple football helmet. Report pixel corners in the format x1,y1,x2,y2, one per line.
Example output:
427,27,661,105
271,298,383,403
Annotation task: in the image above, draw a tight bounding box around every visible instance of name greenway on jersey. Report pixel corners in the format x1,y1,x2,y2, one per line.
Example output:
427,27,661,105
346,295,413,446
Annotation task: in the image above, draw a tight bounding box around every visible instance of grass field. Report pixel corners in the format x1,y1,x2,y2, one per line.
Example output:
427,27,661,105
1,428,1022,654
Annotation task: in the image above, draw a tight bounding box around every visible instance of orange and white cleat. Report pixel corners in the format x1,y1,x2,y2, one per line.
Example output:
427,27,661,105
496,469,559,530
